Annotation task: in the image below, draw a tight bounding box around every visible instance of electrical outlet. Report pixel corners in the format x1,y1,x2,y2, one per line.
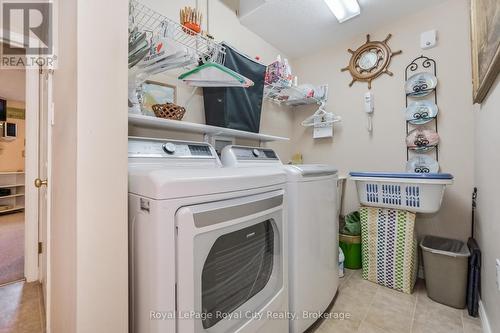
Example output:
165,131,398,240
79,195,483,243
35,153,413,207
496,259,500,292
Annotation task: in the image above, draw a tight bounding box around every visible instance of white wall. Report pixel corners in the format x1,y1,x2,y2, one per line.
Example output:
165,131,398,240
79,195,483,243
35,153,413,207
51,0,129,332
0,68,25,101
76,0,129,331
0,100,25,172
51,0,77,330
474,76,500,333
129,0,294,158
0,68,26,172
290,0,474,241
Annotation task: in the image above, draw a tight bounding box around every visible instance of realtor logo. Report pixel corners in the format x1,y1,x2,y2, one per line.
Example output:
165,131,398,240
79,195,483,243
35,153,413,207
1,1,55,67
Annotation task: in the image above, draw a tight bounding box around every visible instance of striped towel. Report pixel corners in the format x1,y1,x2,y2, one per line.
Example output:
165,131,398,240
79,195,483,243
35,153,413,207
360,207,418,294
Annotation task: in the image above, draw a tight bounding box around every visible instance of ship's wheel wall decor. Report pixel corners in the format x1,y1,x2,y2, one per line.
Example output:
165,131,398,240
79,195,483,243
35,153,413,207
341,34,402,89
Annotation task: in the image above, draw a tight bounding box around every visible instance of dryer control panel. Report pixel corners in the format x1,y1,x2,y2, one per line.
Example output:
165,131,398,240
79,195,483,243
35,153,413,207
128,137,217,159
221,145,282,167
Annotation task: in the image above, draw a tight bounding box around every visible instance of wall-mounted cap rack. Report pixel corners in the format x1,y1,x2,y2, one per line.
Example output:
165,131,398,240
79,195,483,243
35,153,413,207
404,55,439,165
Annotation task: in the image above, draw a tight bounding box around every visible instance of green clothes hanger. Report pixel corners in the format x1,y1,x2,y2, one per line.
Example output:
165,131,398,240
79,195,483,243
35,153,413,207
178,62,254,87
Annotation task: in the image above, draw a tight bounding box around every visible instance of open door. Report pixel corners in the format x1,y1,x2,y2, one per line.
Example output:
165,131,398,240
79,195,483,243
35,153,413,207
22,62,52,330
34,69,52,310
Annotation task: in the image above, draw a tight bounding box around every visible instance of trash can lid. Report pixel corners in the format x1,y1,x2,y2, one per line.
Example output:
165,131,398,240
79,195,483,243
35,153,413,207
420,235,470,257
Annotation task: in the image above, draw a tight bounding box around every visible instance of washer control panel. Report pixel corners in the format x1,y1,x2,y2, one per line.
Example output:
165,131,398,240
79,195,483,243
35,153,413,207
128,137,216,159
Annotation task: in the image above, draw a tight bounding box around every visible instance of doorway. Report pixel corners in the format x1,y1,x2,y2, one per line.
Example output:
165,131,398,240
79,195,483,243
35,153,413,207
0,68,27,286
0,43,51,332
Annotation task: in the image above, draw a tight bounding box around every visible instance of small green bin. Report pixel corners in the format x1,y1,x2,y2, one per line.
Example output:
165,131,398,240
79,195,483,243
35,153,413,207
339,234,362,269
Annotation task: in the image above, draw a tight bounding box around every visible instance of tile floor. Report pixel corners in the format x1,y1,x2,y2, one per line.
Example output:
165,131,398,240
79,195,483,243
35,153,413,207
313,269,482,333
0,281,45,333
0,268,483,333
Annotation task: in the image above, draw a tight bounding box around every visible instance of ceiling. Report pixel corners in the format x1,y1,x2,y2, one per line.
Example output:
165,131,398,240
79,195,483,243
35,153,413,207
238,0,449,59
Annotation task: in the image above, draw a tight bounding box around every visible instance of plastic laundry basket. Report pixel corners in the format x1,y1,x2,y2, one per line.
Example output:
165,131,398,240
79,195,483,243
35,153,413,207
420,235,470,309
350,172,453,213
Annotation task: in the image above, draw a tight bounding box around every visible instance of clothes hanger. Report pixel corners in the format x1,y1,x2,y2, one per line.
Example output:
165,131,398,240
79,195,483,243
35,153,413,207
138,53,196,79
178,62,254,87
128,29,149,69
128,3,150,69
135,21,198,76
129,31,146,54
137,22,185,67
129,43,149,69
301,101,341,127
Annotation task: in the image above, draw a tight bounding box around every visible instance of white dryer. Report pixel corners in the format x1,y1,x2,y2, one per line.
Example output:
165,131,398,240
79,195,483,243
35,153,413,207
221,146,339,333
128,137,289,333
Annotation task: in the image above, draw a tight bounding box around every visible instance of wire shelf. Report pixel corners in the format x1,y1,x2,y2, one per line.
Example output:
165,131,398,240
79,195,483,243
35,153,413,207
129,0,225,65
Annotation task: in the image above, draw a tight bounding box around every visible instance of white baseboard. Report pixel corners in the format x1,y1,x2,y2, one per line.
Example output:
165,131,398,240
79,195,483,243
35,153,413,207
479,299,492,333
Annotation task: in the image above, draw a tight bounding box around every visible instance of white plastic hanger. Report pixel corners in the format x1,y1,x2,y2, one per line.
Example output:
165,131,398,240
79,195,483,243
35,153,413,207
301,101,341,127
137,52,195,79
301,88,341,127
137,22,193,69
132,20,198,77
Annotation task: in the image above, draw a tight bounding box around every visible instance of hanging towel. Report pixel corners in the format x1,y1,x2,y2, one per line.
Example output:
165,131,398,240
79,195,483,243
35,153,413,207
360,207,418,294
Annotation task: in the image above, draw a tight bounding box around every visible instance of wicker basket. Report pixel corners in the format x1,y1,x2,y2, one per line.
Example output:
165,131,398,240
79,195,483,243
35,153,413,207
152,103,186,120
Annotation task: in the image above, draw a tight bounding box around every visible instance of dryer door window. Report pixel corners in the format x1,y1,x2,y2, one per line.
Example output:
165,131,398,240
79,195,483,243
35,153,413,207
201,220,274,329
175,190,285,333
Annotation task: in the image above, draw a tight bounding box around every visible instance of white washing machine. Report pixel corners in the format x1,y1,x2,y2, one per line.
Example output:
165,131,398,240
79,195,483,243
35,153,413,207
128,137,289,333
221,145,339,333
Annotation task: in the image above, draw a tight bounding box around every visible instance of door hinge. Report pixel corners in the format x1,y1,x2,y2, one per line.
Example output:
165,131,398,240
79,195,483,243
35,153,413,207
38,242,43,254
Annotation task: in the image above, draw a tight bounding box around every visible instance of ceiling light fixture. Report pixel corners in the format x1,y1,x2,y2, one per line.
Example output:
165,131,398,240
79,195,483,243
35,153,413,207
323,0,361,23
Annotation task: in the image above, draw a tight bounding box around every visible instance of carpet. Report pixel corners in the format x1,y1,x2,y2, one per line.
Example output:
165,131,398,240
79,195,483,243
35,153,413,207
0,212,24,285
